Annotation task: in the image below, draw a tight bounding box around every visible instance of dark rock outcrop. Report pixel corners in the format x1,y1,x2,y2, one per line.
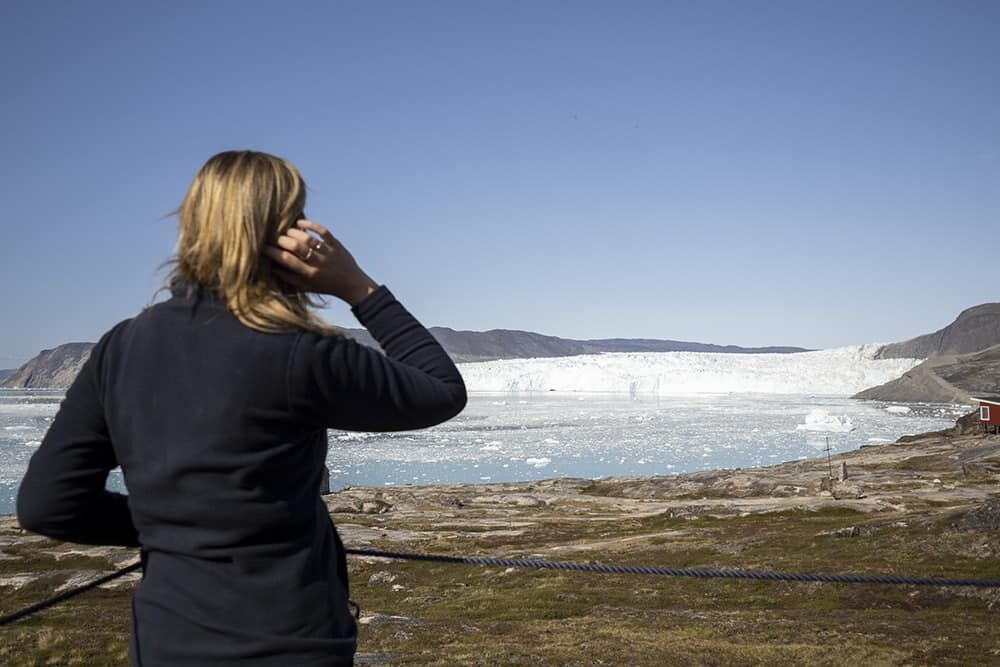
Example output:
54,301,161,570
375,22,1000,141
956,498,1000,533
876,303,1000,360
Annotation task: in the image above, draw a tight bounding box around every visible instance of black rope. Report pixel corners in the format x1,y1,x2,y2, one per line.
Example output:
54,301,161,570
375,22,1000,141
0,561,143,626
345,547,1000,588
3,547,999,627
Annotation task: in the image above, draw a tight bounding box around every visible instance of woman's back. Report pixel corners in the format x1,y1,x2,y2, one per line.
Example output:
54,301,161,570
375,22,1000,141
110,282,328,560
123,278,355,665
21,279,466,665
16,150,467,665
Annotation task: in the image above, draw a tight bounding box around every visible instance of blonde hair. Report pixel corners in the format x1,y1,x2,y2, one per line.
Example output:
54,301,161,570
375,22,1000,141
162,150,338,335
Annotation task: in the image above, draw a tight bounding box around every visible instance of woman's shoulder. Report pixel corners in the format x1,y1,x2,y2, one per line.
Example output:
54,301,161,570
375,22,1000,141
95,317,136,351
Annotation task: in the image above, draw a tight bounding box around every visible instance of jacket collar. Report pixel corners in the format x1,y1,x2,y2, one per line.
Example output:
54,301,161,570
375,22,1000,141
169,279,224,304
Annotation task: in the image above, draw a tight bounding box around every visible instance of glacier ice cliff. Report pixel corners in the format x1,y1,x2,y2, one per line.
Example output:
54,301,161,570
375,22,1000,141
457,345,922,396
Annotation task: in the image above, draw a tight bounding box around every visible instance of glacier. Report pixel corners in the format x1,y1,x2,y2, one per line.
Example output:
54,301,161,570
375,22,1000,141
456,344,921,396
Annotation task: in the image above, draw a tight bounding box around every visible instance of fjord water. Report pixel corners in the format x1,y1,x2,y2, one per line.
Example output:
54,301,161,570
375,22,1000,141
323,392,964,490
0,387,966,515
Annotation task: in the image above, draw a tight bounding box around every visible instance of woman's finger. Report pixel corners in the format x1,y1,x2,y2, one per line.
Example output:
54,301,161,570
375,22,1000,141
262,245,316,276
296,219,337,249
286,227,326,252
275,234,322,260
275,234,304,256
272,266,310,289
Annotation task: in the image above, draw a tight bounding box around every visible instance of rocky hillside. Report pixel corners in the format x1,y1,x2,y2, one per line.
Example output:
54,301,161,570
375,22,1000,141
0,343,94,389
855,344,1000,404
876,302,1000,359
855,302,1000,404
0,369,13,381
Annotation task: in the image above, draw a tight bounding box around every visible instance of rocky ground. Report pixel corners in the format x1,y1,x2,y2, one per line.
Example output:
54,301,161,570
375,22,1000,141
1,414,998,665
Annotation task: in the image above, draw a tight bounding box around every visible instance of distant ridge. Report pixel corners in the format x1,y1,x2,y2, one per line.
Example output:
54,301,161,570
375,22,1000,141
579,338,807,355
2,326,809,389
344,327,810,363
343,327,591,363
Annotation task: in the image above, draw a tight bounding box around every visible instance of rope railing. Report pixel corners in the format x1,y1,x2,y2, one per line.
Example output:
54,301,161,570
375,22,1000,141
3,547,998,627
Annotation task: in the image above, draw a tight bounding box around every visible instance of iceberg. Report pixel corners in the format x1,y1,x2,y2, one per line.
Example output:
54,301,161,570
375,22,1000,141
457,345,921,396
796,409,856,433
525,457,552,468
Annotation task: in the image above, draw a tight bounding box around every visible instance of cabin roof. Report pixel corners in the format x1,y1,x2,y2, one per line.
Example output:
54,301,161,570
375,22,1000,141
973,397,1000,407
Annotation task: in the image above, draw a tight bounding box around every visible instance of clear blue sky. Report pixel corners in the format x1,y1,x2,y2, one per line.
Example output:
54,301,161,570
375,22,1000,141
1,1,997,367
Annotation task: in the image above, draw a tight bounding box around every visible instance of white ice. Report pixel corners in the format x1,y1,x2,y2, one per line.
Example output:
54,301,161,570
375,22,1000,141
525,457,552,468
796,409,856,433
456,345,921,396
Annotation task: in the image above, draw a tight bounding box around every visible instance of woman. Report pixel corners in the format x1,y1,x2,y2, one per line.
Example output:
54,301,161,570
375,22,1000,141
16,150,468,665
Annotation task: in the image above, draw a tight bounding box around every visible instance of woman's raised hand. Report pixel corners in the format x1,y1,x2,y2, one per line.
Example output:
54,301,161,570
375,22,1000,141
263,220,377,306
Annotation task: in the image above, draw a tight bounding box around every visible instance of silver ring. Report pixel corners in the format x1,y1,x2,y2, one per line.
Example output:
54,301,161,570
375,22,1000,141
303,246,314,262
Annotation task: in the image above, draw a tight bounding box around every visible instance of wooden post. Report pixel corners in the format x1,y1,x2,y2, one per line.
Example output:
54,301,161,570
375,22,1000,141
320,464,331,495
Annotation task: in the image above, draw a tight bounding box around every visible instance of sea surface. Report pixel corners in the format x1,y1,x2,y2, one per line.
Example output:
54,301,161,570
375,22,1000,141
0,389,967,515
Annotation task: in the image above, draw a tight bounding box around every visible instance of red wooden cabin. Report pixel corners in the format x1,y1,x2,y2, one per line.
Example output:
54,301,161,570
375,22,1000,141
975,397,1000,433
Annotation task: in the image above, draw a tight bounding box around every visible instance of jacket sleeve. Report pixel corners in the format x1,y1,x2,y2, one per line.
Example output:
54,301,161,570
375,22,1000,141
288,285,467,431
16,323,140,547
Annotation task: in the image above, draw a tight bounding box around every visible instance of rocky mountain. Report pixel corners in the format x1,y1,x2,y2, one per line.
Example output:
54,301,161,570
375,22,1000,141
0,343,95,389
2,327,808,389
855,344,1000,404
0,369,13,381
854,345,1000,403
876,303,1000,359
853,302,1000,404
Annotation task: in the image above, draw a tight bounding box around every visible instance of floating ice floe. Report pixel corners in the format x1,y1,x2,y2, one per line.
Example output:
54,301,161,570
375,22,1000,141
795,409,856,433
885,406,912,414
525,457,551,468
